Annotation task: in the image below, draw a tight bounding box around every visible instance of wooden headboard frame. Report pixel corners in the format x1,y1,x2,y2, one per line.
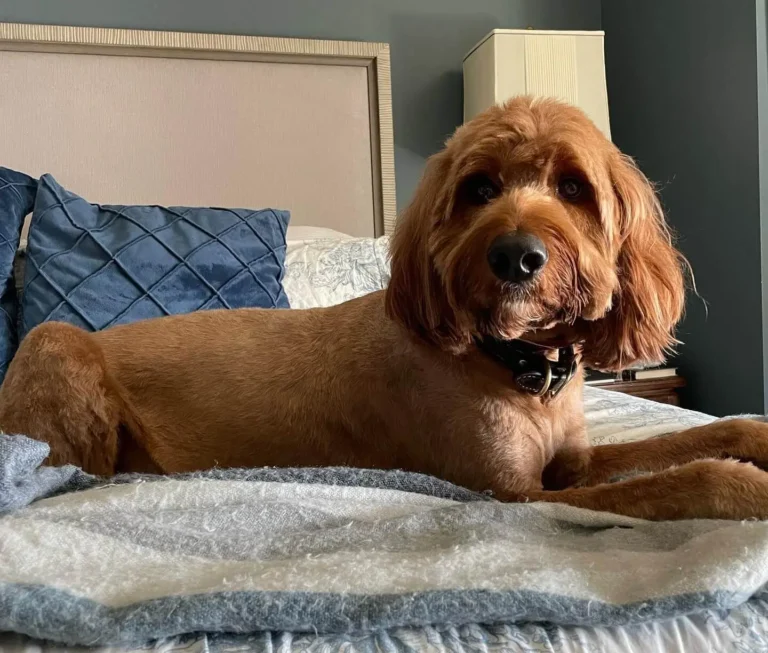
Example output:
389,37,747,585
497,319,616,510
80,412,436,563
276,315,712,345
0,23,397,235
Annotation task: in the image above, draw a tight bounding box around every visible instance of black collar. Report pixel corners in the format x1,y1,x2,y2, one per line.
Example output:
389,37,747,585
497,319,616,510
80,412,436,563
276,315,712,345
475,336,580,399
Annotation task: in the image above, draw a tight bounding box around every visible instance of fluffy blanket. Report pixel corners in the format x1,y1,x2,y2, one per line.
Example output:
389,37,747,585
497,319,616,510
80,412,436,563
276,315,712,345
2,433,768,647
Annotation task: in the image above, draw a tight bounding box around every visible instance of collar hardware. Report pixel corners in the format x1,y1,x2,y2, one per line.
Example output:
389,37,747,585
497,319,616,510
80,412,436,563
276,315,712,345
476,337,580,399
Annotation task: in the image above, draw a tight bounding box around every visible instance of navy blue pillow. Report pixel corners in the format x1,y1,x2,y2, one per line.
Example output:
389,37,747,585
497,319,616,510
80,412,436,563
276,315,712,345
0,168,37,380
21,174,289,338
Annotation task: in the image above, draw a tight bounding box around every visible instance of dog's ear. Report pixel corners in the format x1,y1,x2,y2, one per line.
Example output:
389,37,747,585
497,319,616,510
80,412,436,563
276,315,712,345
583,153,686,371
385,152,469,351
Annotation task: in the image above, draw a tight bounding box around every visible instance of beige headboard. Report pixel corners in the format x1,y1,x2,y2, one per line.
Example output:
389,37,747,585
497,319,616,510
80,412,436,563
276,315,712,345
0,23,396,237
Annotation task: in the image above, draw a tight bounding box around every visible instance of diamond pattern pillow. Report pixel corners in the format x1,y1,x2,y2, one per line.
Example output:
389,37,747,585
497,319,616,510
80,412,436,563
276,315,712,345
20,174,289,338
0,168,37,380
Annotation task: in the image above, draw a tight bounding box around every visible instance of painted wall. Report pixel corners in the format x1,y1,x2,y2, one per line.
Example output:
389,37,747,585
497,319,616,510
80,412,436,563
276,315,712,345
602,0,765,415
757,0,768,411
0,0,601,210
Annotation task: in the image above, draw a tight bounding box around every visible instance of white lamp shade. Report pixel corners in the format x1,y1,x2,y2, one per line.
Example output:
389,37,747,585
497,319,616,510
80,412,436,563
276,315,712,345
463,29,611,139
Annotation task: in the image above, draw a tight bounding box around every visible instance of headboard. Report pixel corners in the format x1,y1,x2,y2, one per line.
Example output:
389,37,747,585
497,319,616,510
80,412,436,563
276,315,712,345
0,23,396,237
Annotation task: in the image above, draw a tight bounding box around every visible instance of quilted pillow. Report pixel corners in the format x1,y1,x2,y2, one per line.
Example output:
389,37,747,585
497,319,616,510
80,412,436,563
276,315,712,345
0,168,36,380
283,236,390,309
20,174,289,338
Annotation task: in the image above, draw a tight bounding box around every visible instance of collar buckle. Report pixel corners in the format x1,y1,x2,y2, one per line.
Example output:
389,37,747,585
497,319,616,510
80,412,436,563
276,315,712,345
476,336,580,399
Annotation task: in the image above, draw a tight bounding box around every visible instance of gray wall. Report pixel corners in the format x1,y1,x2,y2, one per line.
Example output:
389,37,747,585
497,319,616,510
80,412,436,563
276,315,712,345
758,0,768,411
0,0,601,210
602,0,765,416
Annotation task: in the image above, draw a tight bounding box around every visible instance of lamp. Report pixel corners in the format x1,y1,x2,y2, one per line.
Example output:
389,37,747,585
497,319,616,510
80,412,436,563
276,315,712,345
463,29,611,139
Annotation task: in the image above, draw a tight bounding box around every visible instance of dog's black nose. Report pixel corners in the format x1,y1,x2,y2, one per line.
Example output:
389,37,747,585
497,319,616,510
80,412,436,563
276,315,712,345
487,232,548,283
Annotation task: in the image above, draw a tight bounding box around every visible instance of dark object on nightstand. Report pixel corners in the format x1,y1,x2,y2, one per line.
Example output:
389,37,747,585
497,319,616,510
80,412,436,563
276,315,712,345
601,375,686,406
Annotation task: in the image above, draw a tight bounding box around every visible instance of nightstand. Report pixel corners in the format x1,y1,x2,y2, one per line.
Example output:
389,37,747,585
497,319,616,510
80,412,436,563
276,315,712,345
599,376,686,406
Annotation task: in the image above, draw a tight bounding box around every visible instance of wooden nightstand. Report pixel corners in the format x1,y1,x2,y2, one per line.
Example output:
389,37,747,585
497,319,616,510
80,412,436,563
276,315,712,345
599,376,686,406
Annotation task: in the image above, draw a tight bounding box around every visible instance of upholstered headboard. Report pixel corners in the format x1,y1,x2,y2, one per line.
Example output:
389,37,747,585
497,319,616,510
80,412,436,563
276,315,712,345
0,23,396,237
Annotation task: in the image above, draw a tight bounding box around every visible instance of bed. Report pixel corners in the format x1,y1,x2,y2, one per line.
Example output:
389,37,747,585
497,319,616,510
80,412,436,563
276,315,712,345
1,22,767,653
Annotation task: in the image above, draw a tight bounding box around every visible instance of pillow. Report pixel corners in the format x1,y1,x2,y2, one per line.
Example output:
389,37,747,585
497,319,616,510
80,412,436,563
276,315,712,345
0,168,37,380
20,174,289,338
283,236,390,309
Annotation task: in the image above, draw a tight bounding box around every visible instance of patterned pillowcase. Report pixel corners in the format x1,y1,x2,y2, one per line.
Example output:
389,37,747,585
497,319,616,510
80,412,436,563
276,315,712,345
20,174,289,337
283,236,390,309
0,168,37,381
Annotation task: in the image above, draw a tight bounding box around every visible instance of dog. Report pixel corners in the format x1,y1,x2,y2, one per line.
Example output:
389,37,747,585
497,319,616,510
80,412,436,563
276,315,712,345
3,96,768,521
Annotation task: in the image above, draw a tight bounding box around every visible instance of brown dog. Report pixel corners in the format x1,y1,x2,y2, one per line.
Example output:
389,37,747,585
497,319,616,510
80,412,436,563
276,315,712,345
2,96,768,521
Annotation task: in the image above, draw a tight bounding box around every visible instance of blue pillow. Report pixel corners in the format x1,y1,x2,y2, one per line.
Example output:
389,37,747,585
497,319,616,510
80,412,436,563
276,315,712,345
21,174,289,338
0,168,36,380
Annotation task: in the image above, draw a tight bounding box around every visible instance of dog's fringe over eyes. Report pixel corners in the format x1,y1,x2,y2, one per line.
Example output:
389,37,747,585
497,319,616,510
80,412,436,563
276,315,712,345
386,96,687,372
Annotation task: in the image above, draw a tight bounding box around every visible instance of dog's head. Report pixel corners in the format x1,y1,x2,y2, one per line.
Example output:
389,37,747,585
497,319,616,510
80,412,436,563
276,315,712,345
385,96,686,371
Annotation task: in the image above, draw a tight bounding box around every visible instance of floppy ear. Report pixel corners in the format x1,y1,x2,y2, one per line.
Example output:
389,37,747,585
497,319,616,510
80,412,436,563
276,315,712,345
385,152,469,351
583,154,686,371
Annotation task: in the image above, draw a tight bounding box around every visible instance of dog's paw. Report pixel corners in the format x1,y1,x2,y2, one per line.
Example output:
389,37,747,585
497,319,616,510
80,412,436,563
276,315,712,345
716,418,768,471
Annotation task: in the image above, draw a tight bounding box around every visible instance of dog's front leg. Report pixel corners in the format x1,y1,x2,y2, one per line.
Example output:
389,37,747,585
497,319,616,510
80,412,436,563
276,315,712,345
544,419,768,489
528,419,768,520
525,458,768,520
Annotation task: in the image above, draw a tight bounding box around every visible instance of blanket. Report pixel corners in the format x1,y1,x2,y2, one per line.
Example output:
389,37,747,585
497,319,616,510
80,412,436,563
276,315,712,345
2,433,768,647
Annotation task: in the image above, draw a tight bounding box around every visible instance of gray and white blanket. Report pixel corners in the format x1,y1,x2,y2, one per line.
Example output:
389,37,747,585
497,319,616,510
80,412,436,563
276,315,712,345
2,391,768,649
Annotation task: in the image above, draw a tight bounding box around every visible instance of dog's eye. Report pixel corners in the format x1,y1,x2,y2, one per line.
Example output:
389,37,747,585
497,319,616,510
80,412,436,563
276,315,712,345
557,177,585,201
463,174,500,205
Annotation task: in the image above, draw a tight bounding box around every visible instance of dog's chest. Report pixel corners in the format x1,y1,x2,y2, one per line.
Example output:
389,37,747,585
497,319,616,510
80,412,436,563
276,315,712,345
409,373,583,457
477,393,575,451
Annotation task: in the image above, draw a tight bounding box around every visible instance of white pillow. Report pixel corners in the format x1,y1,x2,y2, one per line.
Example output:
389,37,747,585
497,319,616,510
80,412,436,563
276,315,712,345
283,236,390,309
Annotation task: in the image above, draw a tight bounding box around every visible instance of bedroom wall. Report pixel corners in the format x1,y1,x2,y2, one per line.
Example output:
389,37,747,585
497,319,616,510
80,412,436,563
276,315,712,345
602,0,767,416
0,0,601,211
759,0,768,414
